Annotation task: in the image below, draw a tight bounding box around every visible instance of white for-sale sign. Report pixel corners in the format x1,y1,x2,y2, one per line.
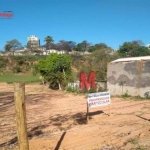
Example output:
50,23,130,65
87,91,111,108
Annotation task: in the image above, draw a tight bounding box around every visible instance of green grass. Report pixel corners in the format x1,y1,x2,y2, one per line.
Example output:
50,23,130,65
0,73,41,84
127,138,139,145
136,147,147,150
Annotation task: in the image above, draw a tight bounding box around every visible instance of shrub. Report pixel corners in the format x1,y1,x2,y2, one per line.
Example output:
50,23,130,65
35,54,72,90
127,138,138,145
0,57,8,68
12,66,21,73
67,86,76,93
17,60,24,66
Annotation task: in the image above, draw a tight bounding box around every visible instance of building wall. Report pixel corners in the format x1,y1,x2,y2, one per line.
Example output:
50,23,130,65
42,49,66,55
27,35,40,48
107,60,150,97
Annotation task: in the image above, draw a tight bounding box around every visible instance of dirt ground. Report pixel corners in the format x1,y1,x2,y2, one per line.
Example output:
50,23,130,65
0,83,150,150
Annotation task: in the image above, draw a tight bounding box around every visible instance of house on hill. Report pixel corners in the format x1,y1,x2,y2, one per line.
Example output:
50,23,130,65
107,56,150,98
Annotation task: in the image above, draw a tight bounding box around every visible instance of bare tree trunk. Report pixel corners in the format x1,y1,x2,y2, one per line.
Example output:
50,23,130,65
63,68,66,81
58,80,62,90
42,76,45,85
40,76,46,85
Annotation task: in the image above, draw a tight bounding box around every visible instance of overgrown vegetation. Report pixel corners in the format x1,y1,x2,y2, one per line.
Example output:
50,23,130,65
122,91,131,98
70,47,120,81
0,55,46,74
118,40,150,57
34,53,72,90
126,138,147,150
0,48,119,90
1,41,150,91
0,57,8,74
0,55,45,83
127,138,139,145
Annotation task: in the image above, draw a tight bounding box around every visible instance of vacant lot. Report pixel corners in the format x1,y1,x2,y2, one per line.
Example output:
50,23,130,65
0,83,150,150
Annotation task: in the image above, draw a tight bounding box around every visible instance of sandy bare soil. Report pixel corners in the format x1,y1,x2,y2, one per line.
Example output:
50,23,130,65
0,83,150,150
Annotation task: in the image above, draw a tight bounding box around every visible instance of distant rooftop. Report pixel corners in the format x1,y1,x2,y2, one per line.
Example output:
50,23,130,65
111,56,150,63
29,35,37,37
27,35,39,40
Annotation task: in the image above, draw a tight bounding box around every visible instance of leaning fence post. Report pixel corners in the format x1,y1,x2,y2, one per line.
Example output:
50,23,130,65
14,82,29,150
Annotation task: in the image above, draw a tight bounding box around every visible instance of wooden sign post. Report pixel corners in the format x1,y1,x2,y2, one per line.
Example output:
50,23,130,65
14,82,29,150
86,101,89,124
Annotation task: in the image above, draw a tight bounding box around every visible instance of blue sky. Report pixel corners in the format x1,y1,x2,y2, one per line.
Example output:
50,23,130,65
0,0,150,51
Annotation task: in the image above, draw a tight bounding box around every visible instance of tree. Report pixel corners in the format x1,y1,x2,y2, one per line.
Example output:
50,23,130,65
56,40,70,52
89,43,108,52
75,43,83,51
4,39,22,53
82,40,91,52
75,40,91,52
4,44,12,52
35,53,72,90
56,40,76,52
118,40,150,57
44,36,54,50
67,41,76,51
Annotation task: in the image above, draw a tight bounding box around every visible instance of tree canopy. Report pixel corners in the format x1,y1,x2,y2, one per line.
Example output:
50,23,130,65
118,40,150,57
44,36,54,50
4,44,12,52
56,40,76,52
88,43,108,52
4,39,22,52
35,53,72,89
75,40,91,52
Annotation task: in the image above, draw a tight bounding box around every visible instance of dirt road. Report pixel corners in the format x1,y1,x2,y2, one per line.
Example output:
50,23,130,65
0,83,150,150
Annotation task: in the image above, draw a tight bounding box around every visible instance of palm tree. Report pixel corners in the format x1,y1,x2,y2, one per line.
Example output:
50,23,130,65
44,36,54,50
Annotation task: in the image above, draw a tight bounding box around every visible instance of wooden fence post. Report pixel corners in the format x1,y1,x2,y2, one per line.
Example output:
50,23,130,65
14,82,29,150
